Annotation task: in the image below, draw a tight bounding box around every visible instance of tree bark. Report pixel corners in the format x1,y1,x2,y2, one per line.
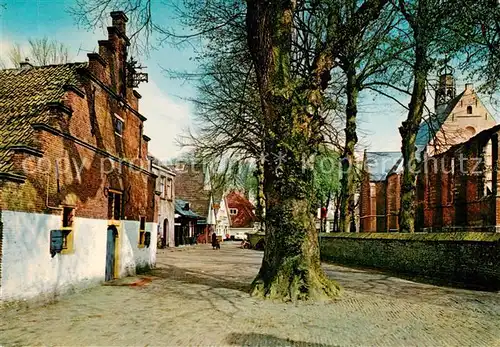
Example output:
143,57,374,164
254,161,265,231
399,39,429,233
246,0,340,301
339,64,359,233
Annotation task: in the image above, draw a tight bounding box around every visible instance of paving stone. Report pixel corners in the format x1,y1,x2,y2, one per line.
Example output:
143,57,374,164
0,243,498,346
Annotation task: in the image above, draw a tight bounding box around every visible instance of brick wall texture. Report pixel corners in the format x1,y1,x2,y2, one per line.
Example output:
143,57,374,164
320,232,500,289
360,124,500,232
0,13,156,223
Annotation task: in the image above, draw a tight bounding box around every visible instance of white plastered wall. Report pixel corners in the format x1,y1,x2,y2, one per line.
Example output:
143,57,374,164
0,210,157,302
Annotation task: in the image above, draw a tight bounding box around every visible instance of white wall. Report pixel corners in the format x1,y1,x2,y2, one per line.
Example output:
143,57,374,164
215,197,230,237
157,204,175,248
0,210,157,302
119,220,157,277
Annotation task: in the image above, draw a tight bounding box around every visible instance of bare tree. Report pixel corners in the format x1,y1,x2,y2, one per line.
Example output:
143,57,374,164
1,38,70,68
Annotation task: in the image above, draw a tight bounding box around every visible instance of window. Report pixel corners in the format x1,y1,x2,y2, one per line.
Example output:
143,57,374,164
447,158,454,204
114,113,124,136
61,206,75,254
467,106,473,114
107,190,122,220
159,176,166,198
138,216,146,248
166,178,173,200
369,183,376,197
229,208,238,216
484,140,493,196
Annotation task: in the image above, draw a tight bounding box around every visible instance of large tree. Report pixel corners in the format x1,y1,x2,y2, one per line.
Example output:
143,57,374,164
75,0,389,301
334,2,406,233
449,0,500,93
395,0,458,233
244,0,389,300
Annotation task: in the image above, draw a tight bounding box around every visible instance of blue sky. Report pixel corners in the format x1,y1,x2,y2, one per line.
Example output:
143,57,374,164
1,0,491,161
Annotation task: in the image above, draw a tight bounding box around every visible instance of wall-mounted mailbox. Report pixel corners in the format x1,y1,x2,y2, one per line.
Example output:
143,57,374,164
50,230,64,257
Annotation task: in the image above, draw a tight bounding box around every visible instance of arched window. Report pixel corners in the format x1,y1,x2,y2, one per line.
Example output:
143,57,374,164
467,105,473,114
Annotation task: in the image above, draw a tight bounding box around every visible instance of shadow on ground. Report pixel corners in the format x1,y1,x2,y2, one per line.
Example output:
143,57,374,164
149,263,252,293
225,333,339,347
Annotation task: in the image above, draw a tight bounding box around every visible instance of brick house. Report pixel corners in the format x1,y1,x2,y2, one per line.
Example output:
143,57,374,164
225,190,256,239
359,152,402,232
149,155,175,248
172,162,216,243
0,12,158,302
359,71,497,232
416,124,500,232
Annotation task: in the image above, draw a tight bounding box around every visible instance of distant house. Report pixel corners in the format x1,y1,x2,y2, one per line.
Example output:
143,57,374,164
225,190,257,239
0,12,157,302
359,71,497,232
172,162,216,243
213,193,231,239
149,155,176,248
174,199,202,246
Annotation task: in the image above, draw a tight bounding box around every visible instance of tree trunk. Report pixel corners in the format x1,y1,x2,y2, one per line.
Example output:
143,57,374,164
252,158,339,300
324,190,332,233
399,40,429,233
333,192,340,232
246,0,340,301
339,64,359,233
254,161,266,231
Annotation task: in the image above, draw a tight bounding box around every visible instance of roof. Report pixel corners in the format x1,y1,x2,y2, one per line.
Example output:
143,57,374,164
148,154,176,176
0,63,87,176
415,91,464,153
174,199,203,219
364,152,403,182
173,164,211,219
225,190,256,228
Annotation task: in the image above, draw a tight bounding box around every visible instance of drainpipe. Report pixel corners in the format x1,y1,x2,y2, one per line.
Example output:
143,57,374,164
46,173,63,211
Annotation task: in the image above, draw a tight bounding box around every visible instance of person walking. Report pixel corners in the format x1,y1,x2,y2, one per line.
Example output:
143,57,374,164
211,232,219,250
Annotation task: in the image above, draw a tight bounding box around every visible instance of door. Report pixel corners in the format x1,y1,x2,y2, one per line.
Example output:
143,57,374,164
162,219,168,248
174,224,181,247
105,226,117,281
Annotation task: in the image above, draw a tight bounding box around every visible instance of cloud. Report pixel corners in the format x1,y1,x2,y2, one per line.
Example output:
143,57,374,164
138,78,193,161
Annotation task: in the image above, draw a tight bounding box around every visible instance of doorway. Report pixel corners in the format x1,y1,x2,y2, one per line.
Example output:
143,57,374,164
105,225,118,281
162,219,169,248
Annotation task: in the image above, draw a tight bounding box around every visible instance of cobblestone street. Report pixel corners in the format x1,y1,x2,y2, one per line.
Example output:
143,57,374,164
1,243,499,346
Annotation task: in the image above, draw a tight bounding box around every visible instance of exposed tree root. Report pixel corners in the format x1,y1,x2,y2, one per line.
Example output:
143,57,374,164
250,257,341,302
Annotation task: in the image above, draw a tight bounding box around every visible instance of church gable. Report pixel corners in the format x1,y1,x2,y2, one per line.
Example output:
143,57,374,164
433,84,496,154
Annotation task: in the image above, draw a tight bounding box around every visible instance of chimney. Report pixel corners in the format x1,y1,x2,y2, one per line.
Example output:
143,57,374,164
110,11,128,35
465,83,474,91
19,58,33,69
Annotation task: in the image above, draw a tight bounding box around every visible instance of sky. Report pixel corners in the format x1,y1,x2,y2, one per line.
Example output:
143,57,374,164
1,0,496,161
